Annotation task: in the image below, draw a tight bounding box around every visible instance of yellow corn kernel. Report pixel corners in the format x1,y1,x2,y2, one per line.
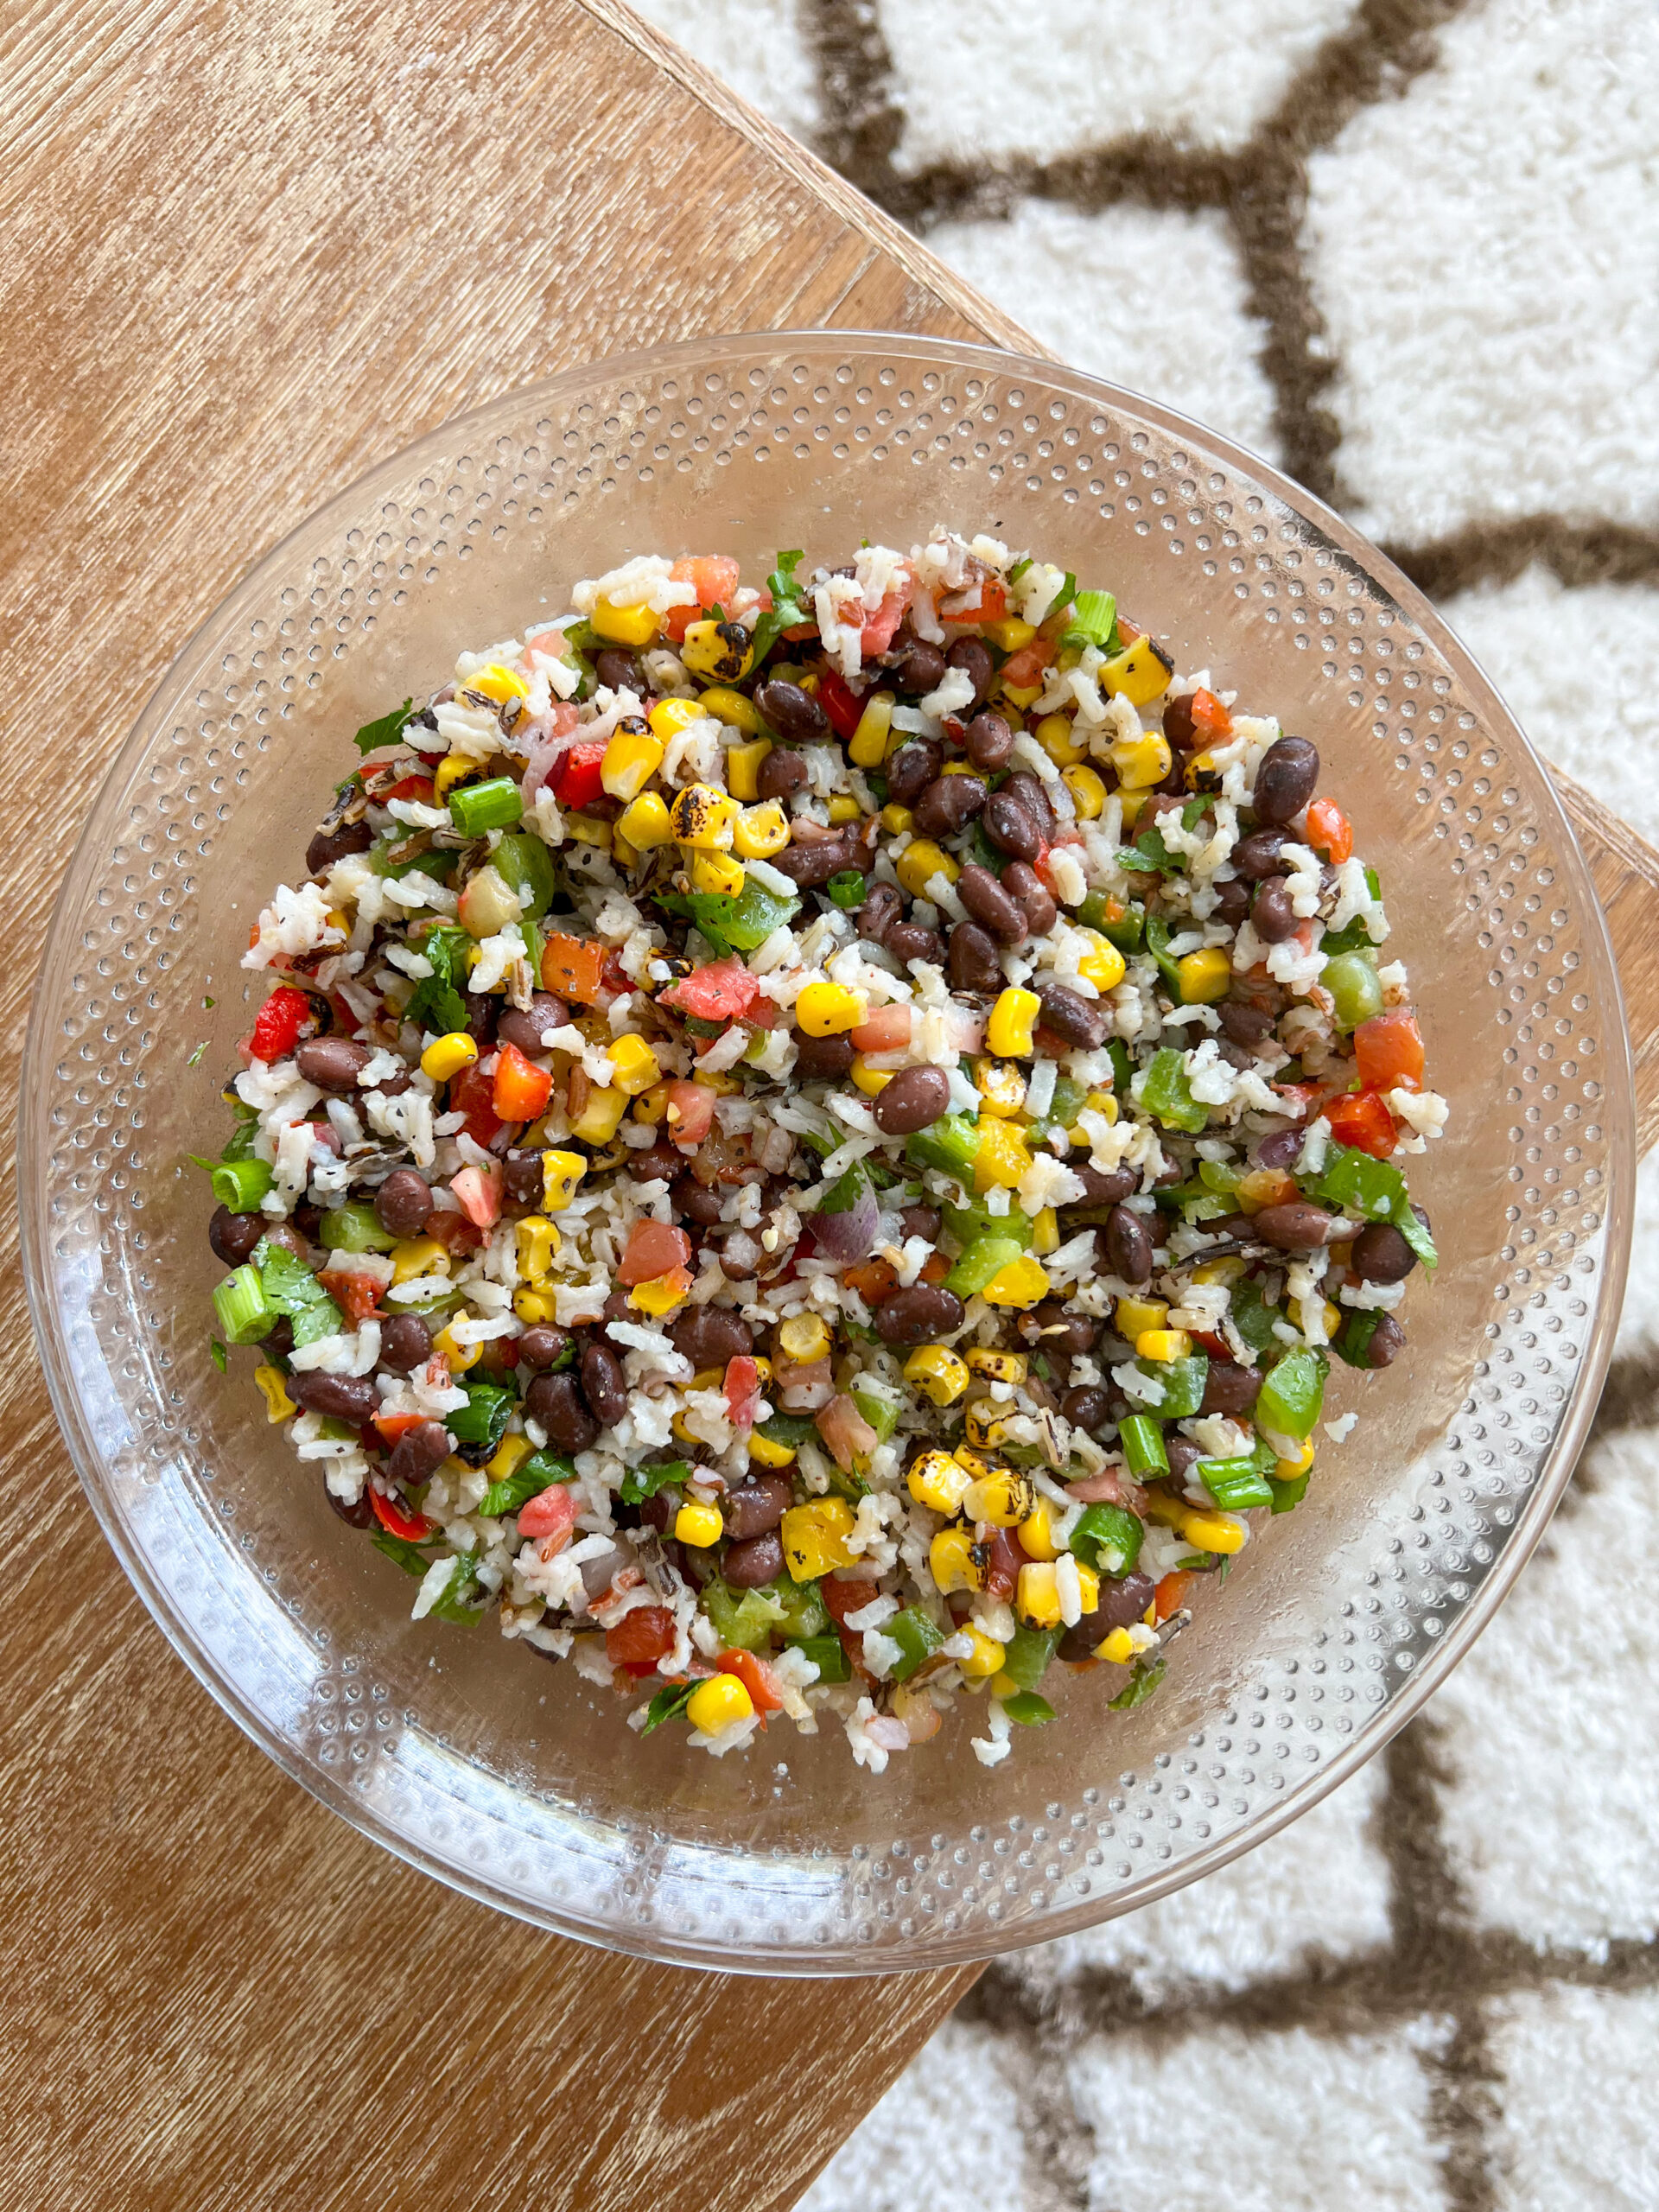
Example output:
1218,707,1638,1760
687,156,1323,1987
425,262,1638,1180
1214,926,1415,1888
1274,1438,1316,1481
782,1497,858,1581
725,738,772,800
747,1429,797,1469
981,1255,1051,1308
420,1031,479,1083
957,1625,1007,1677
963,1466,1037,1527
1083,1088,1120,1126
1183,1511,1247,1555
1033,711,1088,768
1115,1294,1168,1341
391,1236,449,1285
433,753,474,804
613,829,641,871
1177,947,1232,1005
681,618,754,683
895,839,959,897
1136,1327,1193,1363
689,1367,726,1393
1018,1500,1060,1562
591,598,658,648
966,1349,1027,1385
565,814,613,850
601,1035,656,1099
699,686,765,736
515,1213,561,1283
1016,1560,1062,1628
1192,1254,1247,1287
1096,1626,1137,1666
904,1345,970,1409
671,782,740,850
512,1287,559,1324
1000,681,1043,710
1100,632,1175,706
880,803,914,836
688,850,746,897
632,1081,672,1127
632,1270,691,1319
974,1116,1032,1193
485,1432,535,1485
984,614,1037,654
674,1500,725,1548
962,1402,1014,1451
670,1408,702,1447
464,662,531,706
615,791,673,853
928,1525,982,1596
254,1365,295,1423
973,1058,1027,1118
693,1067,741,1097
826,794,863,824
646,696,710,743
1031,1205,1058,1256
750,1356,773,1384
1076,930,1127,994
849,1053,893,1098
908,1448,973,1514
777,1312,831,1364
1185,748,1224,794
732,801,790,859
986,986,1041,1059
600,723,665,803
1119,791,1149,830
1109,729,1173,791
685,1673,754,1734
433,1317,481,1374
1075,1562,1102,1614
569,1084,628,1145
1062,763,1108,820
849,690,895,768
795,980,866,1037
540,1149,588,1212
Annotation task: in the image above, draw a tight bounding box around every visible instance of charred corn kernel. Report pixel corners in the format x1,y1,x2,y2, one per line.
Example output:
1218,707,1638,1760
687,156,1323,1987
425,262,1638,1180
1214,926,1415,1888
849,690,895,768
632,1081,672,1126
391,1236,449,1285
747,1428,797,1469
1032,1205,1059,1255
896,839,959,896
615,791,673,852
929,1525,982,1595
783,1497,858,1581
904,1345,970,1408
940,760,981,777
420,1031,478,1082
984,614,1037,654
1076,930,1127,993
907,1448,973,1513
1185,748,1224,794
725,738,772,800
880,803,914,836
966,1348,1027,1385
981,1255,1051,1308
974,1058,1026,1118
671,782,739,850
732,800,789,859
826,794,863,824
699,685,764,736
1118,790,1149,830
1016,1560,1062,1627
1018,1501,1061,1561
674,1500,724,1548
433,1318,481,1374
1033,711,1088,768
607,1034,661,1096
974,1116,1033,1193
1096,1626,1137,1665
254,1365,295,1423
569,1084,628,1145
633,1270,691,1319
1100,632,1175,706
1136,1327,1193,1363
1273,1438,1316,1481
681,618,754,683
1108,729,1173,790
777,1312,831,1364
513,1287,559,1324
1192,1254,1247,1287
1183,1510,1247,1555
1062,763,1108,820
963,1402,1014,1451
795,980,865,1036
601,724,664,802
515,1214,561,1282
850,1053,893,1097
685,1674,754,1733
963,1466,1037,1527
434,753,475,802
1177,946,1231,1004
688,849,745,896
537,1150,586,1214
987,986,1041,1059
591,598,658,648
1116,1295,1168,1340
647,696,710,743
565,813,613,849
957,1625,1007,1677
485,1433,535,1485
464,662,531,706
750,1357,773,1385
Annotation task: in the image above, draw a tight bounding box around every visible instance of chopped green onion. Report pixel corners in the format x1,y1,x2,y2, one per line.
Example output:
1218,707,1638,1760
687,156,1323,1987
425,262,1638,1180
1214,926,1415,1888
1062,588,1116,652
448,777,524,836
207,1158,273,1212
827,870,867,908
1198,1456,1275,1510
1118,1414,1169,1478
213,1264,275,1344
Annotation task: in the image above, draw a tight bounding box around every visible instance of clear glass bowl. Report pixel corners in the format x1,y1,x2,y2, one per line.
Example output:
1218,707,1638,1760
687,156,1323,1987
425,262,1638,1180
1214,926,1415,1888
22,333,1632,1974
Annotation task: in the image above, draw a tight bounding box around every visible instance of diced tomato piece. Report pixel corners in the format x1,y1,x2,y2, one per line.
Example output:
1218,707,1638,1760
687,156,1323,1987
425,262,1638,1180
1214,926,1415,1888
660,956,760,1022
723,1354,760,1431
849,1004,911,1052
1116,614,1144,646
248,985,315,1063
816,1392,879,1474
859,567,912,656
606,1605,677,1667
941,579,1007,625
618,1217,693,1286
450,1161,503,1228
1354,1008,1425,1092
380,772,436,805
551,739,608,813
525,627,567,658
999,639,1050,687
1323,1089,1397,1160
1187,686,1234,744
518,1483,579,1546
981,1528,1021,1602
492,1040,553,1122
821,1575,871,1625
816,669,863,741
664,1079,716,1148
1189,1329,1230,1362
1274,1080,1326,1120
372,1409,428,1447
716,1647,785,1714
371,1489,433,1542
318,1268,384,1325
662,555,741,645
448,1060,504,1147
540,933,607,1006
599,951,633,1002
1304,797,1354,865
1154,1571,1194,1624
842,1258,898,1306
425,1210,485,1256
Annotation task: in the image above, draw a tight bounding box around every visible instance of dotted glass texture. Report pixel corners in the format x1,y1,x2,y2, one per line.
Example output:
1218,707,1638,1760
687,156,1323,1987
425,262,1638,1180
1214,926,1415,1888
20,334,1633,1974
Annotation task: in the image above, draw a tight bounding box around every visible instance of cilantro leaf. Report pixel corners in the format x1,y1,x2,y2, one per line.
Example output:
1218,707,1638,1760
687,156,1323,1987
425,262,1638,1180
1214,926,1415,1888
353,698,416,755
748,550,812,666
1109,1656,1167,1710
639,1681,696,1736
620,1459,693,1507
372,1529,433,1578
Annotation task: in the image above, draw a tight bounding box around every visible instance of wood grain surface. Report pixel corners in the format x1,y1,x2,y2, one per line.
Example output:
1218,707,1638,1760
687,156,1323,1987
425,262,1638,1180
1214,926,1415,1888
1,2,1653,2208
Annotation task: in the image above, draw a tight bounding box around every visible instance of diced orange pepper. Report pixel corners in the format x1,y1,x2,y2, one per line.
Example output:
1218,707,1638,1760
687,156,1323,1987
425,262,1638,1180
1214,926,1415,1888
1354,1008,1425,1092
1154,1571,1194,1623
372,1409,428,1446
1304,797,1353,865
919,1252,950,1286
492,1040,554,1122
842,1258,898,1306
540,932,607,1005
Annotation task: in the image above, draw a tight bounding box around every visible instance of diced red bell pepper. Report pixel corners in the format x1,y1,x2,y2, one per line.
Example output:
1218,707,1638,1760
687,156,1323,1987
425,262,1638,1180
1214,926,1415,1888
1354,1008,1425,1092
942,578,1007,625
661,957,760,1022
552,740,608,813
248,985,315,1063
492,1040,553,1122
1304,797,1354,865
371,1489,434,1542
448,1060,504,1147
540,933,607,1006
1322,1089,1398,1160
715,1647,785,1714
662,555,741,645
381,772,436,805
815,669,864,741
606,1605,677,1666
617,1218,693,1286
318,1268,384,1325
859,568,912,656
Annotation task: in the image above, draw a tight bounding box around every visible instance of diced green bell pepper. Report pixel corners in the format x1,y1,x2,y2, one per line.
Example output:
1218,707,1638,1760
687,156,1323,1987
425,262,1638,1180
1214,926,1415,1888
1317,1142,1407,1224
1000,1623,1061,1692
1068,1503,1143,1577
906,1111,982,1183
319,1201,397,1255
886,1605,946,1683
851,1385,901,1447
492,830,556,920
944,1198,1033,1253
1138,1046,1208,1135
1134,1352,1208,1419
772,1580,831,1643
701,1579,786,1652
947,1233,1027,1297
1228,1278,1283,1358
794,1632,850,1684
1255,1345,1328,1441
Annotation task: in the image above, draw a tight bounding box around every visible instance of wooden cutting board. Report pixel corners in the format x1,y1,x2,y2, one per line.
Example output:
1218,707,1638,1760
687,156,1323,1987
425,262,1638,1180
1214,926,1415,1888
2,2,1654,2207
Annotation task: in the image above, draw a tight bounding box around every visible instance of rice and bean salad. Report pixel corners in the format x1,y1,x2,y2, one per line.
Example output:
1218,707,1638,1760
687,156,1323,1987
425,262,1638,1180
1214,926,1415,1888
200,529,1445,1769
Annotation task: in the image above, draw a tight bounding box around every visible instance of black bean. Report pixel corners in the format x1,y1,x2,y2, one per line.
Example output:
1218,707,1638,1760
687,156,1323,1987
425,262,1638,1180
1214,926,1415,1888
964,710,1014,772
287,1370,378,1425
296,1036,372,1091
886,921,947,967
375,1168,434,1239
945,635,994,706
1351,1223,1418,1284
497,992,569,1054
1255,1127,1304,1170
378,1313,433,1374
982,789,1042,862
517,1325,571,1371
1218,1001,1276,1047
754,747,810,801
388,1419,452,1487
724,1530,786,1588
1071,1165,1135,1206
1165,1436,1203,1482
754,679,830,744
1161,694,1201,751
899,1205,941,1244
672,1174,723,1226
362,1065,410,1097
1252,1201,1341,1250
1357,1313,1406,1368
725,1474,792,1541
579,1341,627,1427
628,1141,687,1183
669,1306,753,1368
772,835,855,888
947,918,1005,992
875,1284,965,1348
594,647,646,694
496,1150,542,1209
1251,881,1299,943
1001,861,1057,939
858,882,903,945
209,1205,265,1267
325,1474,377,1529
1060,1384,1113,1433
264,1318,296,1359
873,1065,951,1135
889,639,947,696
1022,1302,1098,1357
957,863,1028,947
887,738,944,805
1251,736,1320,825
1201,1361,1262,1417
636,1488,679,1534
1230,827,1292,880
307,818,373,876
1004,771,1056,843
1104,1204,1154,1286
793,1031,856,1080
1037,982,1108,1050
912,772,988,838
1211,879,1250,926
458,990,495,1049
526,1372,600,1453
1058,1570,1158,1660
